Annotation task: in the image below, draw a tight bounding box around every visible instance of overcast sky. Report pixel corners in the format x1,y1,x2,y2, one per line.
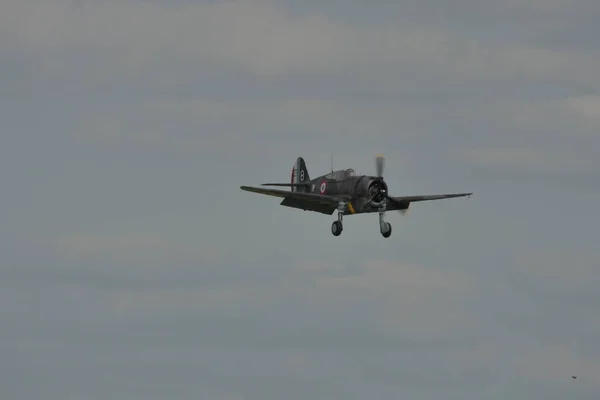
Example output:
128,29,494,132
2,0,600,399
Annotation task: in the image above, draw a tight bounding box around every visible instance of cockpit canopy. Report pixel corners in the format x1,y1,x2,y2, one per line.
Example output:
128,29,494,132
325,168,355,180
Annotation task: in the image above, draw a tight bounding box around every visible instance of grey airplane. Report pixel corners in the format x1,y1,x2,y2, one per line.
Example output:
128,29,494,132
240,155,472,238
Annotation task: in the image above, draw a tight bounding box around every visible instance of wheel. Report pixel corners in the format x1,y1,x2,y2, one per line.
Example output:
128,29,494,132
331,220,343,236
381,222,391,238
380,222,392,238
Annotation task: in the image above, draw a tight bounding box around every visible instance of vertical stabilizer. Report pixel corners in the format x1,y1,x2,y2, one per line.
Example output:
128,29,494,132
291,157,310,192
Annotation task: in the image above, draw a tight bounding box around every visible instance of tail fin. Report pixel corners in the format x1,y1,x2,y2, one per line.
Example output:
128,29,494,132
261,157,311,191
291,157,310,192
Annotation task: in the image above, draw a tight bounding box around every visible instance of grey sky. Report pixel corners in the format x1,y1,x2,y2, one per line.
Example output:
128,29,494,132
2,0,600,399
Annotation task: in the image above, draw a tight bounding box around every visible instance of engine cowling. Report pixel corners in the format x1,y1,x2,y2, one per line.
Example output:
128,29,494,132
367,178,388,207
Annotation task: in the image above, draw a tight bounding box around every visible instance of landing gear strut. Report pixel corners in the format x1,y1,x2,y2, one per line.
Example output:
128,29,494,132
331,201,392,238
378,203,392,238
331,201,346,236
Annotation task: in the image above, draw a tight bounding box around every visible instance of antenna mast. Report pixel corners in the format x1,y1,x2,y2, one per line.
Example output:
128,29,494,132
330,152,334,172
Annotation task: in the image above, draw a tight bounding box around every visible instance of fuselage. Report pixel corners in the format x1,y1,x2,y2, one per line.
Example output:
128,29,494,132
305,169,387,215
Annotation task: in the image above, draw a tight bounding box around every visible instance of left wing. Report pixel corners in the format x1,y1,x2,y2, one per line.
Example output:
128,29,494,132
240,186,349,214
261,182,312,188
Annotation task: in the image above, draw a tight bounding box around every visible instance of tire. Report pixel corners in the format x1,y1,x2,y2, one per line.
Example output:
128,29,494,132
380,222,392,238
331,220,343,236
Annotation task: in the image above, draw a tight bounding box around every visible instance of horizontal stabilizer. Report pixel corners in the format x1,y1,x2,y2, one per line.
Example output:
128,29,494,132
262,182,311,187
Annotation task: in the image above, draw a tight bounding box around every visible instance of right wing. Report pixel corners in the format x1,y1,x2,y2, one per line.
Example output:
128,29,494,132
240,186,347,214
387,192,472,211
391,193,472,203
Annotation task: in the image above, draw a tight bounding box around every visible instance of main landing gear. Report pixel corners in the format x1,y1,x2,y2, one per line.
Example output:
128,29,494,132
331,201,345,236
378,202,392,238
331,201,392,238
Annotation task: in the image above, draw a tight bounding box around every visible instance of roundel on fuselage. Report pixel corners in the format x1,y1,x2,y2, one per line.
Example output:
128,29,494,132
319,181,327,194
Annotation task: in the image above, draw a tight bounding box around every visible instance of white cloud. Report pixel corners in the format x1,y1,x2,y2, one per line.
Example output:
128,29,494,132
91,257,476,336
54,233,165,255
3,1,600,398
517,344,600,386
454,0,598,15
71,91,600,169
454,97,600,171
300,259,476,334
515,250,599,289
73,96,432,158
108,286,274,315
309,259,471,297
567,95,600,120
1,0,448,78
446,97,600,136
2,0,598,89
463,147,594,172
4,0,599,168
50,232,224,266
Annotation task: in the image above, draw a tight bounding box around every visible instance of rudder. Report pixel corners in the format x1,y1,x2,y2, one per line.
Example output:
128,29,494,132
291,157,310,192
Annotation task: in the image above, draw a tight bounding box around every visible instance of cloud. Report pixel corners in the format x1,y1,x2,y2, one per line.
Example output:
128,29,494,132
567,95,600,120
308,259,471,300
50,232,224,265
106,257,475,330
4,0,599,174
3,1,600,398
2,0,451,80
38,244,475,337
73,96,434,158
54,233,165,256
447,0,598,16
305,259,476,334
451,96,600,172
517,344,600,386
108,286,273,316
3,0,599,91
463,147,594,172
515,249,600,290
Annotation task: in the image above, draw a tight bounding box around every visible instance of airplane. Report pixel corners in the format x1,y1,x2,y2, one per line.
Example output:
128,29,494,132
240,155,472,238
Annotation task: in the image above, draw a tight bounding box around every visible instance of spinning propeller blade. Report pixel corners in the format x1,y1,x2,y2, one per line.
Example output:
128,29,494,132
375,154,385,177
375,154,408,215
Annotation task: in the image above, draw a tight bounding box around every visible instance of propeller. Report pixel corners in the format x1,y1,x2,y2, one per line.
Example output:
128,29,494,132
375,154,385,177
374,154,409,215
